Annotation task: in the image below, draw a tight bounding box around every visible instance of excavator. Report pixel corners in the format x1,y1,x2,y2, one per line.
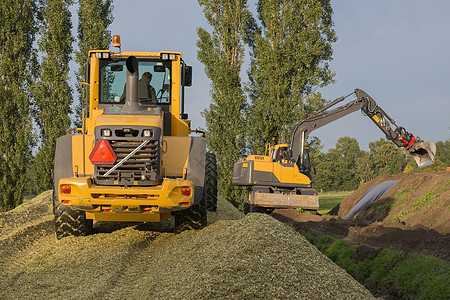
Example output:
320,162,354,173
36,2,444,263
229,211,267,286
233,89,436,213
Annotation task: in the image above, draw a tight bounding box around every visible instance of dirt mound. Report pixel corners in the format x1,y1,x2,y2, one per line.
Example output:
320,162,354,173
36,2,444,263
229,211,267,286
271,172,450,261
0,193,373,299
336,172,450,234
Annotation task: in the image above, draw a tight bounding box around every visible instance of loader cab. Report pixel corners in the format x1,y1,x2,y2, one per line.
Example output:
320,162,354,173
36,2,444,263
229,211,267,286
84,46,192,137
97,58,172,135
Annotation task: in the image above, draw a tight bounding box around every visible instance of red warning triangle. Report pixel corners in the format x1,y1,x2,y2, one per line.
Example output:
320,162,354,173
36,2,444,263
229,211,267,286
89,139,117,165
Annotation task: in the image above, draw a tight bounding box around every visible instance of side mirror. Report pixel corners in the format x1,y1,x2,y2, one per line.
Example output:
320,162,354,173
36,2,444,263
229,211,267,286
111,64,123,72
183,65,192,87
154,65,166,73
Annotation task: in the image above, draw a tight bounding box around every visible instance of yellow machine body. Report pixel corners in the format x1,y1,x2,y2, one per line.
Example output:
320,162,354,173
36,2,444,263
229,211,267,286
240,155,311,187
233,149,319,212
54,47,205,224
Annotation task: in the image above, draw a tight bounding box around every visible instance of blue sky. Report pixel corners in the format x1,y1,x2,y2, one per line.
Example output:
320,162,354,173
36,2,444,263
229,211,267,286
70,0,450,151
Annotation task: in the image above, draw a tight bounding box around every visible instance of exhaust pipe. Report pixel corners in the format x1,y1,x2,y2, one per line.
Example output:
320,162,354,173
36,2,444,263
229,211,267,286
122,56,141,113
408,141,436,168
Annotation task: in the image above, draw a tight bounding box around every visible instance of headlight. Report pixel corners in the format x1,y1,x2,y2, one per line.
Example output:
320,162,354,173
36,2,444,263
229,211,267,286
101,128,111,137
95,52,110,59
143,129,153,137
161,53,177,61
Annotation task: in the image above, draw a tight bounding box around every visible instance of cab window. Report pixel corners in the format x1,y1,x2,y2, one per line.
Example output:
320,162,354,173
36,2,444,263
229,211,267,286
99,59,171,104
273,146,289,162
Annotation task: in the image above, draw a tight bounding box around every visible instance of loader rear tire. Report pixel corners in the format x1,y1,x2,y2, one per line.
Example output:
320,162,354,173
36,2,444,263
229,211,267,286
174,189,207,234
53,135,92,239
205,152,218,212
53,193,93,239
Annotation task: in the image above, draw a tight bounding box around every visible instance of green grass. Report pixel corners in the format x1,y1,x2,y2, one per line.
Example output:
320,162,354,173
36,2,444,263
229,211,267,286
318,191,353,214
324,239,358,274
307,235,450,299
442,179,450,192
393,188,438,221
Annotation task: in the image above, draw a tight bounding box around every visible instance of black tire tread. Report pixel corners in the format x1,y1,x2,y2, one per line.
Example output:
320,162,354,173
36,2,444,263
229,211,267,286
205,152,218,212
173,198,207,234
53,194,93,239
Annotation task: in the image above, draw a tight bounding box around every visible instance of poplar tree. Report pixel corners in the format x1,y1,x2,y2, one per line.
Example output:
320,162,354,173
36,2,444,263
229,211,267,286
75,0,113,123
0,0,38,210
247,0,336,153
197,0,253,204
32,0,74,193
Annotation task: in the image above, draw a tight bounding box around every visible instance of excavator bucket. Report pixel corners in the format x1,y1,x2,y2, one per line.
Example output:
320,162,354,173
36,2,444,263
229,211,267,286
408,141,436,168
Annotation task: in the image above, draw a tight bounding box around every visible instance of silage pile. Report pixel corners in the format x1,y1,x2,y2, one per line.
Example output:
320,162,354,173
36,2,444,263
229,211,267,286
1,193,373,299
0,191,54,262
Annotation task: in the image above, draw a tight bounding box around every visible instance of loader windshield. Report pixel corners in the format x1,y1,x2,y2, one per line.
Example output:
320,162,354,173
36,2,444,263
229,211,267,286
99,59,172,105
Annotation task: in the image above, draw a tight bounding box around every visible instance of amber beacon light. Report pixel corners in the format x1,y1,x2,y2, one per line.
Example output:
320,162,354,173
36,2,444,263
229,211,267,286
112,35,121,48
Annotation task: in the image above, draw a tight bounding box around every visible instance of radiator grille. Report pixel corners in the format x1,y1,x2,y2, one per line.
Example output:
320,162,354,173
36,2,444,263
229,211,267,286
94,139,162,186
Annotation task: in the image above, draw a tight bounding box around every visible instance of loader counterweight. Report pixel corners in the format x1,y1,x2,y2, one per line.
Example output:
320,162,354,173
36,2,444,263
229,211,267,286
58,177,195,222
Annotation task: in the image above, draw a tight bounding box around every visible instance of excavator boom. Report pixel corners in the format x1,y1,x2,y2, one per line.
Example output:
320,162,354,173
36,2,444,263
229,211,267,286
289,89,435,169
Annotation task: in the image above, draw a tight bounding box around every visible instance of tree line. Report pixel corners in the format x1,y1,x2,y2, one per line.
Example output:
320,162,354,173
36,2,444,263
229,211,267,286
311,137,449,192
0,0,113,211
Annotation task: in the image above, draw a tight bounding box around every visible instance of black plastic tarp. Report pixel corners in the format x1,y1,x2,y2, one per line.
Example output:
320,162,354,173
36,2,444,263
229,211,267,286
344,180,399,220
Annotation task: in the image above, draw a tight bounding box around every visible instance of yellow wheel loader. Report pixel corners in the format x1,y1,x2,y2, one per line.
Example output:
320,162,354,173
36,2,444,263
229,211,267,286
233,89,436,214
53,36,217,239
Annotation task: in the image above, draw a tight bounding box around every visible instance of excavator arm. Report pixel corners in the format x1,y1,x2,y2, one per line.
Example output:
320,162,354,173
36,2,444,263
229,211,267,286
289,89,436,168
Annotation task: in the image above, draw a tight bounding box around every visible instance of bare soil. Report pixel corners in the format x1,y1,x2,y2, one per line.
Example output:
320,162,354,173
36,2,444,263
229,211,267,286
0,193,374,299
272,172,450,262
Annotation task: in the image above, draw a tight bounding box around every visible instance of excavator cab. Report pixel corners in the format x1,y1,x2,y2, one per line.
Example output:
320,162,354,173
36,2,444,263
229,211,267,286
271,144,313,179
271,144,290,163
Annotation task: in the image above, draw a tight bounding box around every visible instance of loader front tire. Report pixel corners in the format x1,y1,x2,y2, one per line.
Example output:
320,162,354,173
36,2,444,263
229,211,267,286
53,193,93,239
205,152,218,212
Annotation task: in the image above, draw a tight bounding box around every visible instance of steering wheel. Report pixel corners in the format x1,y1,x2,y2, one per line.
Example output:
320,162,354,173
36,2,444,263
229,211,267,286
156,89,165,101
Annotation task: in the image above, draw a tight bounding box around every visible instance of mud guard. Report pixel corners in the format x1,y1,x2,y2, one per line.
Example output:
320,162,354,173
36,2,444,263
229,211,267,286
186,137,206,204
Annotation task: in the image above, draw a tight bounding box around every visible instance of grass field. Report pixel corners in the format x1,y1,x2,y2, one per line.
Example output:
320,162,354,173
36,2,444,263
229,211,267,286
318,191,353,215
